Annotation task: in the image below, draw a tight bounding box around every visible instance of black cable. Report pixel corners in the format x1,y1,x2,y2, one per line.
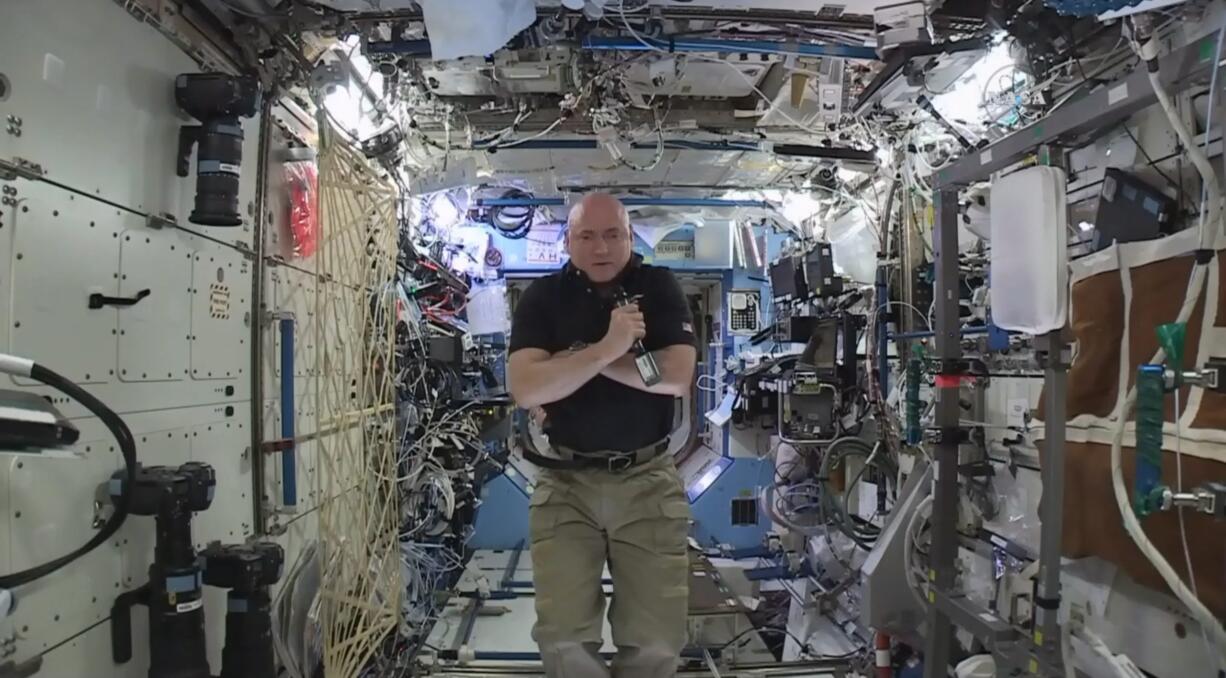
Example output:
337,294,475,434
715,625,806,652
485,188,535,240
818,437,896,550
0,359,137,588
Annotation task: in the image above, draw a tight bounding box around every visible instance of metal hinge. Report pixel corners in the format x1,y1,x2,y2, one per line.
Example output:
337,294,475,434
231,241,257,259
146,212,177,230
0,157,45,182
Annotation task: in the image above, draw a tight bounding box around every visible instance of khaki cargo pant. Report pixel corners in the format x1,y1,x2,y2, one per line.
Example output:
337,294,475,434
528,454,692,678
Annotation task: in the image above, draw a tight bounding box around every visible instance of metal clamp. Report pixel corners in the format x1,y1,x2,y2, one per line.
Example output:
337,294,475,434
0,157,44,182
145,212,177,230
927,427,970,445
1201,358,1225,392
607,454,635,473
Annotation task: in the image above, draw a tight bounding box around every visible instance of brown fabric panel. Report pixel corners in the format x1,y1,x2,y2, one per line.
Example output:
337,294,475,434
1127,257,1207,423
1193,255,1226,430
1054,441,1226,618
1053,271,1125,419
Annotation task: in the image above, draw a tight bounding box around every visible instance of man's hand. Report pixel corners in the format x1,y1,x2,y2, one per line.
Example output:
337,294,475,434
598,303,646,358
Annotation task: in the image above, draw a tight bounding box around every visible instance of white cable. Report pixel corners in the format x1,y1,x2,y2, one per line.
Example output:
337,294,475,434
869,300,934,334
1061,620,1077,678
1147,67,1222,249
696,374,727,393
1079,628,1147,678
1107,263,1225,661
1103,40,1226,662
0,353,35,377
1174,388,1221,670
903,494,934,611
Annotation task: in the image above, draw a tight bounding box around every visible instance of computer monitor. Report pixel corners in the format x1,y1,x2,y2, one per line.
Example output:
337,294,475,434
798,318,840,374
769,256,797,300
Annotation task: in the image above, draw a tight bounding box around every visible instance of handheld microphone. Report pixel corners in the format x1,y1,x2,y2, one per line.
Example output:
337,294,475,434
613,288,662,388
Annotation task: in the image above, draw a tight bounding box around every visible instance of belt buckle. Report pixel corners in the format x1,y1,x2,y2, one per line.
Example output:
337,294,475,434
607,454,634,473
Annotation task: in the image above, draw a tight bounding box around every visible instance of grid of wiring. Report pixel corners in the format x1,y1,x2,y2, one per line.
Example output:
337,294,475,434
312,123,404,678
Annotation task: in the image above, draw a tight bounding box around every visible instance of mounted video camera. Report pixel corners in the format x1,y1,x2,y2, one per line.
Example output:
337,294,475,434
175,73,260,227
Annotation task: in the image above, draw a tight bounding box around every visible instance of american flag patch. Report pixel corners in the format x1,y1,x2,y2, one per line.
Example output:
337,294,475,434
682,322,693,333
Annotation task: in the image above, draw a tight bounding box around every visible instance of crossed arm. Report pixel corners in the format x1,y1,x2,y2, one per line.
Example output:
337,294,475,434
598,345,696,397
507,343,696,408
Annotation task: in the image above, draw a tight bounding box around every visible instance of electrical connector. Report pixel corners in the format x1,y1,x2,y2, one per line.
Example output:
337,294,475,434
1201,482,1226,521
1203,358,1226,392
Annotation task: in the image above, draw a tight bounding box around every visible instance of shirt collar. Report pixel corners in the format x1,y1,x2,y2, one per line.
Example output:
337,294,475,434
563,253,643,289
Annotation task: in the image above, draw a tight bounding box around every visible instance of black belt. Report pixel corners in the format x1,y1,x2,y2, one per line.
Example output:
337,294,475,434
523,440,670,473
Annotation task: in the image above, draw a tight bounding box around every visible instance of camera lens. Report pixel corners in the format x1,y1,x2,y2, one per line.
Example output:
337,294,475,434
174,73,259,228
191,118,245,227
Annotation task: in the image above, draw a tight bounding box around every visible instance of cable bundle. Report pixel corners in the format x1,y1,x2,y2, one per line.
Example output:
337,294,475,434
484,188,535,239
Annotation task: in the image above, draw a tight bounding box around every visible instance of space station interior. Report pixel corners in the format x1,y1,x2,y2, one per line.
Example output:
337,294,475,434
5,0,1226,676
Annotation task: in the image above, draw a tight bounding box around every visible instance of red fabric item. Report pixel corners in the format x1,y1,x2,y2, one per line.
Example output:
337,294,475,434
285,160,318,258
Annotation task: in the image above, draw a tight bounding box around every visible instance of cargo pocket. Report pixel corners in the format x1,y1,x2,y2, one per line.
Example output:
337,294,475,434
654,499,691,556
528,486,560,544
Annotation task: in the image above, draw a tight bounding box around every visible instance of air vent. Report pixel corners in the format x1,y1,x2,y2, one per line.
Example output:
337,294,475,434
731,497,757,526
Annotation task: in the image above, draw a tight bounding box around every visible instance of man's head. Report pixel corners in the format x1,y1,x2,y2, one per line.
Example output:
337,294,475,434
566,192,633,283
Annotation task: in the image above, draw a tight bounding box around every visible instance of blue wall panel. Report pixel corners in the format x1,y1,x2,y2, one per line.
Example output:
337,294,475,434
689,458,776,549
470,458,776,550
471,474,531,550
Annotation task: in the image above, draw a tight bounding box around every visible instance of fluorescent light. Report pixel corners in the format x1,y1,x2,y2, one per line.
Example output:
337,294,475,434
429,193,463,227
686,457,732,502
930,36,1018,126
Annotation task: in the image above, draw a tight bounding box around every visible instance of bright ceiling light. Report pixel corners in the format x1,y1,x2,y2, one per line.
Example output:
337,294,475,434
930,36,1018,126
780,192,824,227
428,193,463,227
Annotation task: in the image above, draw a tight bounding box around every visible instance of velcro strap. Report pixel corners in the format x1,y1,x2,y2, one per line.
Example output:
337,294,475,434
1034,595,1061,610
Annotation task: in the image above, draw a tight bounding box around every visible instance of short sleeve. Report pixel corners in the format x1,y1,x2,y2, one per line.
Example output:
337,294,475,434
642,268,697,352
508,280,554,354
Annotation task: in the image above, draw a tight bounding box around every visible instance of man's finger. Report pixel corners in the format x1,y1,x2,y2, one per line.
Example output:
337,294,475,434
615,303,639,314
632,327,647,339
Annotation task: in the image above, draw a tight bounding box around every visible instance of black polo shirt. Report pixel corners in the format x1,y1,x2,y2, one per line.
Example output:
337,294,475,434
509,258,696,454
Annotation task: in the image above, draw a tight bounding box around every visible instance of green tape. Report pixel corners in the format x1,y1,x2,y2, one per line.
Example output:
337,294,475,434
1157,322,1187,374
1202,39,1215,62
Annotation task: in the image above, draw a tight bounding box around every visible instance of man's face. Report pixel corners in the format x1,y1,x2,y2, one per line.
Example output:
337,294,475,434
566,214,633,283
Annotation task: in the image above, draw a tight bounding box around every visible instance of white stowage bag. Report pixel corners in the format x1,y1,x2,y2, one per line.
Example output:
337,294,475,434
955,654,997,678
989,165,1069,334
416,0,537,60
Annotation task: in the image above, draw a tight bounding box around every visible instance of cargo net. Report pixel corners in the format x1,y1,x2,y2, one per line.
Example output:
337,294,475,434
314,129,402,677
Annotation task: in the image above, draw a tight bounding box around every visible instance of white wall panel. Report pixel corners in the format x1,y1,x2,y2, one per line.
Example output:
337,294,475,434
0,0,258,247
191,420,253,545
7,183,121,386
118,229,194,382
0,1,265,673
189,242,249,381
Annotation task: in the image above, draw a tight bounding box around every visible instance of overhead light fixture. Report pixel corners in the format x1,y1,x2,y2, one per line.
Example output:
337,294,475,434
930,36,1018,126
685,456,732,502
428,192,464,228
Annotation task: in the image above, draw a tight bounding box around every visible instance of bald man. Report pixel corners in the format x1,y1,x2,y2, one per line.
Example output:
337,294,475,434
507,193,698,678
